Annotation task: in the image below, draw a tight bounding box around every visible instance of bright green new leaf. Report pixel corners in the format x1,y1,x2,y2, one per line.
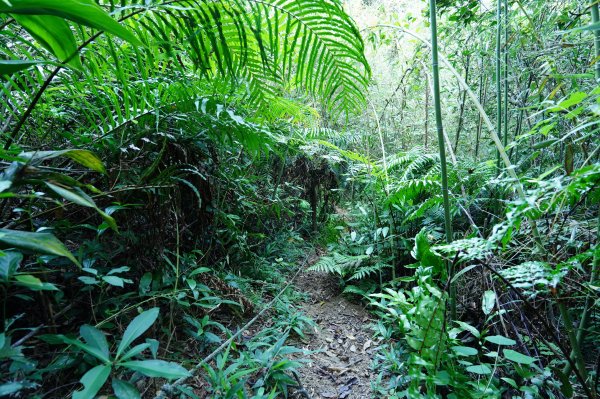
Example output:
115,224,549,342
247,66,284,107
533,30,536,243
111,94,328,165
112,378,141,399
0,59,46,76
503,349,536,365
0,0,142,46
116,308,159,358
12,14,82,70
119,359,190,379
72,364,111,399
550,92,587,111
0,229,79,266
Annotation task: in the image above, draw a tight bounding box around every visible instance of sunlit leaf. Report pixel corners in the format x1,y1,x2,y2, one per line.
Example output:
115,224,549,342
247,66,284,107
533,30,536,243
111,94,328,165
0,0,142,46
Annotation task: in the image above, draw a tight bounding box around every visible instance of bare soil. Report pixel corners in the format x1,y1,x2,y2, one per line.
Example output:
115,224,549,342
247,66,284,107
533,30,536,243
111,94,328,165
289,255,377,399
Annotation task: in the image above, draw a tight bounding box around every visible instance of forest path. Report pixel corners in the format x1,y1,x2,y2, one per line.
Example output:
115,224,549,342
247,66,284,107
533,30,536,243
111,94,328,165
289,253,377,399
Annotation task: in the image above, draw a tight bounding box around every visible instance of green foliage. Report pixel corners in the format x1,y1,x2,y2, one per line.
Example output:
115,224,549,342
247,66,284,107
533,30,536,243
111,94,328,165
57,308,189,398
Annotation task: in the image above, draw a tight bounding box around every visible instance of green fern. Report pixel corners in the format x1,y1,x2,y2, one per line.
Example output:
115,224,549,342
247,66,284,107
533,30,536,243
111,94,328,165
308,252,369,276
348,262,390,281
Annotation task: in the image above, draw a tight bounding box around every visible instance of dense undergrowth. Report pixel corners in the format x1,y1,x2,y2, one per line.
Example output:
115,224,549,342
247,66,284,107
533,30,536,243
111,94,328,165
1,0,599,398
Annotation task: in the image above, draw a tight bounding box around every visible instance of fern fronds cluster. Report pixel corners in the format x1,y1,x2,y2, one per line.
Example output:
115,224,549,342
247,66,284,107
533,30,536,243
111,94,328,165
309,252,390,282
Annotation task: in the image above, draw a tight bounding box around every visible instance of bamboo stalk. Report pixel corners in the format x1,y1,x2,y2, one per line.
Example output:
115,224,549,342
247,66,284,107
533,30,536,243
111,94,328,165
496,0,503,169
592,1,600,80
428,0,455,318
503,0,509,150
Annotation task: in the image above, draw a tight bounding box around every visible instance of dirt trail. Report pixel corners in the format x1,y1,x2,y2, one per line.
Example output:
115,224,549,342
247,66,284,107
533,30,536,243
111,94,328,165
290,254,377,399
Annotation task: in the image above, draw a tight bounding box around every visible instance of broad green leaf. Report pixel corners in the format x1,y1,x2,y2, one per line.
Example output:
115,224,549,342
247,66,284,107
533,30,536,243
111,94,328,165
485,335,516,346
482,290,495,315
455,321,480,338
0,0,142,46
116,308,159,358
46,183,96,208
188,267,211,277
19,149,106,174
549,92,587,111
102,275,127,287
451,264,479,283
501,377,518,389
80,325,109,360
451,346,478,357
0,382,26,396
0,251,22,281
60,336,111,364
14,274,58,291
503,349,536,365
0,59,46,76
72,364,111,399
466,364,492,375
119,359,190,379
78,276,98,285
45,183,118,231
119,343,151,362
12,14,82,70
0,180,11,192
112,378,141,399
107,266,130,275
0,229,79,266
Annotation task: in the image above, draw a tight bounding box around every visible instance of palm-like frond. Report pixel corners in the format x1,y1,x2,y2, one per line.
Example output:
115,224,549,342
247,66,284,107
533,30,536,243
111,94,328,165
1,0,371,148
